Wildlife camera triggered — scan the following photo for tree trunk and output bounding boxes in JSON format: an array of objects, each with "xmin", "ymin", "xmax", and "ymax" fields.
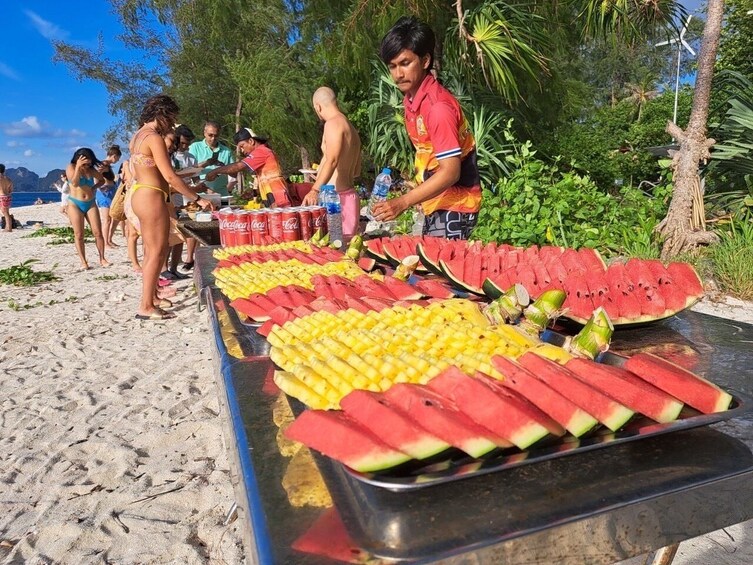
[
  {"xmin": 235, "ymin": 89, "xmax": 244, "ymax": 194},
  {"xmin": 658, "ymin": 0, "xmax": 723, "ymax": 259}
]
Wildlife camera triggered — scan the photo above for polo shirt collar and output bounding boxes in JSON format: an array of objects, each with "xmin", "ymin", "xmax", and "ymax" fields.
[{"xmin": 406, "ymin": 74, "xmax": 435, "ymax": 111}]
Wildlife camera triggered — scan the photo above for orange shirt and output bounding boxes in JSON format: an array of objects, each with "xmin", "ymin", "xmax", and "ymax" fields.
[{"xmin": 404, "ymin": 74, "xmax": 481, "ymax": 215}]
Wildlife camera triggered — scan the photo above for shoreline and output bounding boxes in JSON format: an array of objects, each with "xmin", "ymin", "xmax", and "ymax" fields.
[{"xmin": 1, "ymin": 203, "xmax": 752, "ymax": 563}]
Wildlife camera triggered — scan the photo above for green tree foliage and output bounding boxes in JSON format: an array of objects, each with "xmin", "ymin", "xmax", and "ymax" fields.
[
  {"xmin": 472, "ymin": 142, "xmax": 670, "ymax": 254},
  {"xmin": 540, "ymin": 88, "xmax": 692, "ymax": 190},
  {"xmin": 717, "ymin": 0, "xmax": 753, "ymax": 82}
]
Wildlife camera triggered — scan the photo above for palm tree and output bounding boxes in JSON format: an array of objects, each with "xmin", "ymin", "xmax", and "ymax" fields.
[{"xmin": 624, "ymin": 76, "xmax": 660, "ymax": 122}]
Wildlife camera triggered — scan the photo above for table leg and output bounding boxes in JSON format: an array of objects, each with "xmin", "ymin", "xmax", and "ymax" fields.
[{"xmin": 644, "ymin": 543, "xmax": 680, "ymax": 565}]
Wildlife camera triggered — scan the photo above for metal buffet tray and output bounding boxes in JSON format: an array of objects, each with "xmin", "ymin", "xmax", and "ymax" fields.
[{"xmin": 345, "ymin": 388, "xmax": 750, "ymax": 492}]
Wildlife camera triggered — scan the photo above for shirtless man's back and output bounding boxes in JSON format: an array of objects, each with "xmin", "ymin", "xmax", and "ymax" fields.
[{"xmin": 302, "ymin": 87, "xmax": 362, "ymax": 241}]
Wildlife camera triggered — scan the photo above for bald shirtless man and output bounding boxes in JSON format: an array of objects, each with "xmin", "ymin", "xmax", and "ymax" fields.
[
  {"xmin": 302, "ymin": 87, "xmax": 362, "ymax": 241},
  {"xmin": 0, "ymin": 164, "xmax": 13, "ymax": 232}
]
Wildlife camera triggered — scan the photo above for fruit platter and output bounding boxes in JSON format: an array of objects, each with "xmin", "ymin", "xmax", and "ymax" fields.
[{"xmin": 205, "ymin": 234, "xmax": 749, "ymax": 498}]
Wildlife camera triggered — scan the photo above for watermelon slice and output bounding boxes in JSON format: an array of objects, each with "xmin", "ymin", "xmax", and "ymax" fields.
[
  {"xmin": 353, "ymin": 275, "xmax": 397, "ymax": 301},
  {"xmin": 624, "ymin": 352, "xmax": 732, "ymax": 413},
  {"xmin": 414, "ymin": 279, "xmax": 455, "ymax": 299},
  {"xmin": 491, "ymin": 355, "xmax": 599, "ymax": 437},
  {"xmin": 268, "ymin": 305, "xmax": 296, "ymax": 327},
  {"xmin": 292, "ymin": 508, "xmax": 366, "ymax": 562},
  {"xmin": 285, "ymin": 409, "xmax": 411, "ymax": 472},
  {"xmin": 340, "ymin": 390, "xmax": 451, "ymax": 459},
  {"xmin": 518, "ymin": 352, "xmax": 634, "ymax": 431},
  {"xmin": 666, "ymin": 262, "xmax": 705, "ymax": 296},
  {"xmin": 382, "ymin": 276, "xmax": 423, "ymax": 300},
  {"xmin": 230, "ymin": 297, "xmax": 271, "ymax": 322},
  {"xmin": 426, "ymin": 366, "xmax": 563, "ymax": 449},
  {"xmin": 358, "ymin": 256, "xmax": 377, "ymax": 272},
  {"xmin": 364, "ymin": 238, "xmax": 388, "ymax": 263},
  {"xmin": 384, "ymin": 383, "xmax": 511, "ymax": 457},
  {"xmin": 416, "ymin": 241, "xmax": 443, "ymax": 275},
  {"xmin": 565, "ymin": 358, "xmax": 684, "ymax": 423}
]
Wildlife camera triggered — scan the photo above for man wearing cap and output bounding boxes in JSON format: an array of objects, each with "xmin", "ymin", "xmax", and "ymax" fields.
[
  {"xmin": 301, "ymin": 86, "xmax": 362, "ymax": 241},
  {"xmin": 205, "ymin": 128, "xmax": 292, "ymax": 207},
  {"xmin": 189, "ymin": 121, "xmax": 234, "ymax": 196}
]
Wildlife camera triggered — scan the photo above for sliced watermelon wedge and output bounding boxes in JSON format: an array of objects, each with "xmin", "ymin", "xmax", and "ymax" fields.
[
  {"xmin": 518, "ymin": 352, "xmax": 634, "ymax": 431},
  {"xmin": 566, "ymin": 358, "xmax": 684, "ymax": 423},
  {"xmin": 285, "ymin": 409, "xmax": 412, "ymax": 472},
  {"xmin": 624, "ymin": 352, "xmax": 732, "ymax": 413}
]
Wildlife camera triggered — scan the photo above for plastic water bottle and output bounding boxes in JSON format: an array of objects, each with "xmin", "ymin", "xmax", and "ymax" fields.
[
  {"xmin": 366, "ymin": 168, "xmax": 392, "ymax": 220},
  {"xmin": 319, "ymin": 185, "xmax": 343, "ymax": 243}
]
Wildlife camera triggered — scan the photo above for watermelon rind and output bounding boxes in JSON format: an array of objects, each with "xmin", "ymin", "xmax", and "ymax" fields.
[
  {"xmin": 416, "ymin": 242, "xmax": 444, "ymax": 276},
  {"xmin": 482, "ymin": 277, "xmax": 505, "ymax": 300},
  {"xmin": 560, "ymin": 294, "xmax": 702, "ymax": 328},
  {"xmin": 439, "ymin": 259, "xmax": 484, "ymax": 295}
]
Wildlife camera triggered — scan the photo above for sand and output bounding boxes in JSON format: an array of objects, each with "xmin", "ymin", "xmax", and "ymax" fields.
[
  {"xmin": 0, "ymin": 204, "xmax": 244, "ymax": 563},
  {"xmin": 1, "ymin": 203, "xmax": 752, "ymax": 564}
]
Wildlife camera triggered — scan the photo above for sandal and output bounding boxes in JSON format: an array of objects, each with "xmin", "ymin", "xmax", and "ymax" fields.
[
  {"xmin": 135, "ymin": 308, "xmax": 175, "ymax": 321},
  {"xmin": 153, "ymin": 298, "xmax": 173, "ymax": 308},
  {"xmin": 158, "ymin": 277, "xmax": 173, "ymax": 287}
]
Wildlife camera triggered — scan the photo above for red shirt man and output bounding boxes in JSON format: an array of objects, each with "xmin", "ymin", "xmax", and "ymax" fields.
[{"xmin": 373, "ymin": 16, "xmax": 481, "ymax": 239}]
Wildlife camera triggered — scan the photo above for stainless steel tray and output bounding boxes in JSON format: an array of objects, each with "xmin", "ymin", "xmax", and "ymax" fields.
[{"xmin": 345, "ymin": 389, "xmax": 750, "ymax": 491}]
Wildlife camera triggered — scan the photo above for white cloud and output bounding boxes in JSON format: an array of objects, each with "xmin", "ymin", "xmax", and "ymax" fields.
[
  {"xmin": 6, "ymin": 140, "xmax": 24, "ymax": 148},
  {"xmin": 0, "ymin": 61, "xmax": 20, "ymax": 81},
  {"xmin": 23, "ymin": 149, "xmax": 34, "ymax": 157},
  {"xmin": 2, "ymin": 116, "xmax": 87, "ymax": 139},
  {"xmin": 25, "ymin": 10, "xmax": 70, "ymax": 42}
]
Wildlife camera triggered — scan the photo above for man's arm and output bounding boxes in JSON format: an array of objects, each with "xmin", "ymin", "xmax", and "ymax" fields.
[
  {"xmin": 371, "ymin": 157, "xmax": 461, "ymax": 221},
  {"xmin": 205, "ymin": 161, "xmax": 248, "ymax": 181},
  {"xmin": 301, "ymin": 123, "xmax": 344, "ymax": 205}
]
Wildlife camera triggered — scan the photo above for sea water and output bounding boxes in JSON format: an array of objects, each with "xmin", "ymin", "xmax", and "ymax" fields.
[{"xmin": 10, "ymin": 192, "xmax": 61, "ymax": 208}]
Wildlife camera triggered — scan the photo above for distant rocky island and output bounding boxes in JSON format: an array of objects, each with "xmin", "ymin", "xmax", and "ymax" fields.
[{"xmin": 6, "ymin": 167, "xmax": 66, "ymax": 192}]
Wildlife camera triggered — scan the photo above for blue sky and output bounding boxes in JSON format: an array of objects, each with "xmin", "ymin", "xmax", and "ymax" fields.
[
  {"xmin": 0, "ymin": 1, "xmax": 707, "ymax": 178},
  {"xmin": 0, "ymin": 1, "xmax": 130, "ymax": 177}
]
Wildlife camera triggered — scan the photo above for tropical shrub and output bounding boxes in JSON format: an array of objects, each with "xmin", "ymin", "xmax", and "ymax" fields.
[
  {"xmin": 472, "ymin": 142, "xmax": 670, "ymax": 254},
  {"xmin": 710, "ymin": 219, "xmax": 753, "ymax": 299}
]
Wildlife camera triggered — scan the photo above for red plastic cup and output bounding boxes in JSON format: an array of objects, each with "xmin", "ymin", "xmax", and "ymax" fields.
[
  {"xmin": 268, "ymin": 209, "xmax": 283, "ymax": 242},
  {"xmin": 281, "ymin": 209, "xmax": 301, "ymax": 242},
  {"xmin": 299, "ymin": 208, "xmax": 313, "ymax": 240},
  {"xmin": 250, "ymin": 210, "xmax": 269, "ymax": 245},
  {"xmin": 235, "ymin": 210, "xmax": 251, "ymax": 245}
]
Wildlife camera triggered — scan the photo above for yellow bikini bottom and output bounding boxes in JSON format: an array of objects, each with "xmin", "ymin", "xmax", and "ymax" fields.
[{"xmin": 131, "ymin": 182, "xmax": 169, "ymax": 203}]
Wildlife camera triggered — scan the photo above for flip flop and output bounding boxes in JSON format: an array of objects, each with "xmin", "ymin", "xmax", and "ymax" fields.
[
  {"xmin": 168, "ymin": 270, "xmax": 190, "ymax": 280},
  {"xmin": 154, "ymin": 298, "xmax": 173, "ymax": 308},
  {"xmin": 157, "ymin": 277, "xmax": 173, "ymax": 287},
  {"xmin": 135, "ymin": 309, "xmax": 175, "ymax": 321}
]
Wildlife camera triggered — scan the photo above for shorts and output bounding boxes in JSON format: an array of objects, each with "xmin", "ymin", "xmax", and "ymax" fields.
[
  {"xmin": 423, "ymin": 209, "xmax": 478, "ymax": 240},
  {"xmin": 96, "ymin": 186, "xmax": 117, "ymax": 208},
  {"xmin": 338, "ymin": 188, "xmax": 360, "ymax": 242},
  {"xmin": 0, "ymin": 194, "xmax": 11, "ymax": 209}
]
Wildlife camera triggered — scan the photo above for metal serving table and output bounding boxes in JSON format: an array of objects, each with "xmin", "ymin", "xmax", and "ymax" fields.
[{"xmin": 200, "ymin": 252, "xmax": 753, "ymax": 564}]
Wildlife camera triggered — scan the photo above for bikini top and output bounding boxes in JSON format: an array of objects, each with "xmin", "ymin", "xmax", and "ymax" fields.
[
  {"xmin": 130, "ymin": 129, "xmax": 158, "ymax": 168},
  {"xmin": 77, "ymin": 175, "xmax": 95, "ymax": 187}
]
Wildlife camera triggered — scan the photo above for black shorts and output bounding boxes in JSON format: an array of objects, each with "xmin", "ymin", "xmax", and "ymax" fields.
[{"xmin": 423, "ymin": 210, "xmax": 478, "ymax": 240}]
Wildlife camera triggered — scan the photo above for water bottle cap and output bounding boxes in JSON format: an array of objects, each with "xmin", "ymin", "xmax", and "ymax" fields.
[
  {"xmin": 322, "ymin": 184, "xmax": 335, "ymax": 191},
  {"xmin": 381, "ymin": 168, "xmax": 391, "ymax": 175}
]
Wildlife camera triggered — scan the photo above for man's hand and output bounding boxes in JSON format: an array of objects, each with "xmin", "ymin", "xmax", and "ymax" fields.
[
  {"xmin": 371, "ymin": 196, "xmax": 408, "ymax": 222},
  {"xmin": 204, "ymin": 170, "xmax": 218, "ymax": 182},
  {"xmin": 301, "ymin": 188, "xmax": 320, "ymax": 206}
]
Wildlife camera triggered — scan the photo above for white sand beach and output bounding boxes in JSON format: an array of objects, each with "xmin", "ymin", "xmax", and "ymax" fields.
[
  {"xmin": 1, "ymin": 202, "xmax": 752, "ymax": 564},
  {"xmin": 0, "ymin": 203, "xmax": 244, "ymax": 563}
]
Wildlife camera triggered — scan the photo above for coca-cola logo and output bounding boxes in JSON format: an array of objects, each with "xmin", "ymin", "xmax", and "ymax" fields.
[
  {"xmin": 250, "ymin": 220, "xmax": 267, "ymax": 230},
  {"xmin": 226, "ymin": 220, "xmax": 242, "ymax": 231},
  {"xmin": 281, "ymin": 217, "xmax": 299, "ymax": 230},
  {"xmin": 312, "ymin": 216, "xmax": 325, "ymax": 227}
]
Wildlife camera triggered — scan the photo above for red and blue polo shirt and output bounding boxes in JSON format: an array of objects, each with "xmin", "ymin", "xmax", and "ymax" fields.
[{"xmin": 403, "ymin": 74, "xmax": 481, "ymax": 216}]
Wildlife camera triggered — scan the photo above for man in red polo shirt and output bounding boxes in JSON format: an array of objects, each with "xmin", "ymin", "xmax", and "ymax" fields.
[
  {"xmin": 205, "ymin": 128, "xmax": 292, "ymax": 207},
  {"xmin": 371, "ymin": 16, "xmax": 481, "ymax": 240}
]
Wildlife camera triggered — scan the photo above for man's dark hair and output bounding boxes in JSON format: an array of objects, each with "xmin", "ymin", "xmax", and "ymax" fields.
[
  {"xmin": 0, "ymin": 164, "xmax": 5, "ymax": 174},
  {"xmin": 234, "ymin": 128, "xmax": 268, "ymax": 145},
  {"xmin": 380, "ymin": 16, "xmax": 435, "ymax": 70},
  {"xmin": 175, "ymin": 124, "xmax": 195, "ymax": 141}
]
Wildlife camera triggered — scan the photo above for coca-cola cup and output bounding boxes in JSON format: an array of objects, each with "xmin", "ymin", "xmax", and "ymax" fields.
[
  {"xmin": 281, "ymin": 209, "xmax": 301, "ymax": 242},
  {"xmin": 250, "ymin": 210, "xmax": 269, "ymax": 245},
  {"xmin": 268, "ymin": 209, "xmax": 283, "ymax": 242},
  {"xmin": 311, "ymin": 205, "xmax": 327, "ymax": 236},
  {"xmin": 299, "ymin": 208, "xmax": 313, "ymax": 240},
  {"xmin": 218, "ymin": 208, "xmax": 234, "ymax": 247},
  {"xmin": 235, "ymin": 210, "xmax": 251, "ymax": 246}
]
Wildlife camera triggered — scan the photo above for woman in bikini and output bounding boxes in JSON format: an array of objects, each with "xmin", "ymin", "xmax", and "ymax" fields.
[
  {"xmin": 128, "ymin": 94, "xmax": 212, "ymax": 320},
  {"xmin": 65, "ymin": 148, "xmax": 111, "ymax": 270}
]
